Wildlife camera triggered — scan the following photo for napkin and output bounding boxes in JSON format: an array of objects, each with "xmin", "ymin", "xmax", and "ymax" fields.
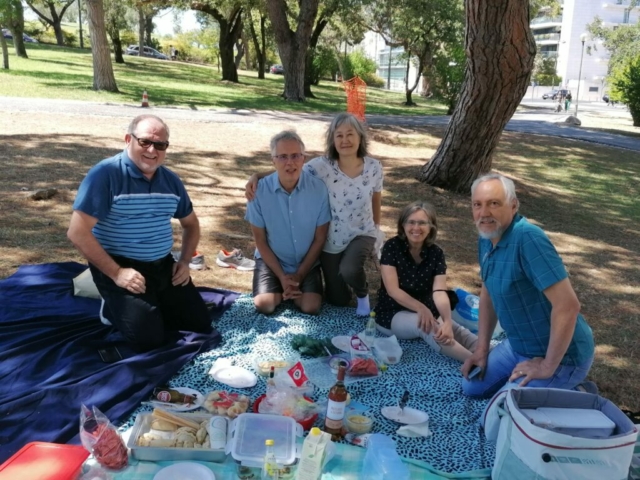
[{"xmin": 396, "ymin": 421, "xmax": 433, "ymax": 438}]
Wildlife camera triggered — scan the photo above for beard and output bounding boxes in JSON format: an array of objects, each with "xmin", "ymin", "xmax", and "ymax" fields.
[{"xmin": 475, "ymin": 218, "xmax": 504, "ymax": 240}]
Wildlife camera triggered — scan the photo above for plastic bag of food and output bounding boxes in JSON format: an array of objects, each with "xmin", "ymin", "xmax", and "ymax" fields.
[
  {"xmin": 348, "ymin": 335, "xmax": 379, "ymax": 377},
  {"xmin": 80, "ymin": 404, "xmax": 128, "ymax": 470}
]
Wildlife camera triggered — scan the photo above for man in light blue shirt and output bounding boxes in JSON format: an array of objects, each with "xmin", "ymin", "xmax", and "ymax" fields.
[
  {"xmin": 245, "ymin": 131, "xmax": 331, "ymax": 315},
  {"xmin": 461, "ymin": 173, "xmax": 595, "ymax": 398}
]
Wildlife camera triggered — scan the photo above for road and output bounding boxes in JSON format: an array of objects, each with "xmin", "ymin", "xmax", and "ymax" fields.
[{"xmin": 1, "ymin": 96, "xmax": 639, "ymax": 152}]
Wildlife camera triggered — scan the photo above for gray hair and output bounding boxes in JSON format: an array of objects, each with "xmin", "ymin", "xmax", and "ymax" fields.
[
  {"xmin": 471, "ymin": 173, "xmax": 520, "ymax": 210},
  {"xmin": 325, "ymin": 112, "xmax": 369, "ymax": 161},
  {"xmin": 270, "ymin": 130, "xmax": 306, "ymax": 157},
  {"xmin": 127, "ymin": 115, "xmax": 170, "ymax": 139}
]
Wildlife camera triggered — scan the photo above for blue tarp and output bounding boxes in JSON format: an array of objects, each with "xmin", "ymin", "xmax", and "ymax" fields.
[{"xmin": 0, "ymin": 262, "xmax": 238, "ymax": 463}]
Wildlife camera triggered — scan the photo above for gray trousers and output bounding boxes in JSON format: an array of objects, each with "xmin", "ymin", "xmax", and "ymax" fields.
[{"xmin": 320, "ymin": 235, "xmax": 375, "ymax": 306}]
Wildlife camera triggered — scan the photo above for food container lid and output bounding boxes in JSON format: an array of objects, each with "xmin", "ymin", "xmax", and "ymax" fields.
[
  {"xmin": 230, "ymin": 413, "xmax": 298, "ymax": 466},
  {"xmin": 0, "ymin": 442, "xmax": 89, "ymax": 480}
]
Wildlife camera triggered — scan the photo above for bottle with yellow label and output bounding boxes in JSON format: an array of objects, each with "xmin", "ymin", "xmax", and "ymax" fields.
[{"xmin": 261, "ymin": 439, "xmax": 279, "ymax": 480}]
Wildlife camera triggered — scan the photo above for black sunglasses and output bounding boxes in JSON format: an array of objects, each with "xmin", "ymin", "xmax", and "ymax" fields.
[{"xmin": 131, "ymin": 133, "xmax": 170, "ymax": 151}]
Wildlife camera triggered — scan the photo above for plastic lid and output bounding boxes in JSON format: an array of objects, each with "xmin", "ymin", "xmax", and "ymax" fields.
[
  {"xmin": 265, "ymin": 439, "xmax": 274, "ymax": 446},
  {"xmin": 231, "ymin": 413, "xmax": 297, "ymax": 466},
  {"xmin": 0, "ymin": 442, "xmax": 89, "ymax": 480},
  {"xmin": 309, "ymin": 427, "xmax": 321, "ymax": 436}
]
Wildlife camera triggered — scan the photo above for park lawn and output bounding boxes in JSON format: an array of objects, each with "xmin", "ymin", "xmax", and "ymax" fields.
[
  {"xmin": 1, "ymin": 108, "xmax": 639, "ymax": 411},
  {"xmin": 0, "ymin": 42, "xmax": 447, "ymax": 116}
]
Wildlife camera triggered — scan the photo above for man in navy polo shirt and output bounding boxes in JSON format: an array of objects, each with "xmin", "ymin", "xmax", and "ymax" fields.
[
  {"xmin": 67, "ymin": 114, "xmax": 210, "ymax": 351},
  {"xmin": 246, "ymin": 130, "xmax": 331, "ymax": 315},
  {"xmin": 461, "ymin": 173, "xmax": 595, "ymax": 398}
]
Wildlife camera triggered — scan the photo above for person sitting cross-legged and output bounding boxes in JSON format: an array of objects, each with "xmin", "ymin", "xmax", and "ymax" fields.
[{"xmin": 245, "ymin": 130, "xmax": 331, "ymax": 315}]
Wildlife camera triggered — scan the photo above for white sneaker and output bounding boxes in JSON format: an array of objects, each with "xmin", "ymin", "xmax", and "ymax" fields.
[
  {"xmin": 216, "ymin": 249, "xmax": 255, "ymax": 271},
  {"xmin": 171, "ymin": 250, "xmax": 206, "ymax": 270}
]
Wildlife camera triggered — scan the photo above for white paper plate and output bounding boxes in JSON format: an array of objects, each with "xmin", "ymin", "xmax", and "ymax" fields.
[
  {"xmin": 148, "ymin": 387, "xmax": 204, "ymax": 412},
  {"xmin": 381, "ymin": 406, "xmax": 429, "ymax": 425},
  {"xmin": 153, "ymin": 462, "xmax": 216, "ymax": 480},
  {"xmin": 331, "ymin": 335, "xmax": 352, "ymax": 353},
  {"xmin": 210, "ymin": 366, "xmax": 257, "ymax": 389}
]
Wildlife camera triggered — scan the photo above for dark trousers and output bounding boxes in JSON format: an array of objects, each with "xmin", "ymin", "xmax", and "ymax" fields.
[
  {"xmin": 320, "ymin": 235, "xmax": 375, "ymax": 306},
  {"xmin": 90, "ymin": 254, "xmax": 210, "ymax": 352}
]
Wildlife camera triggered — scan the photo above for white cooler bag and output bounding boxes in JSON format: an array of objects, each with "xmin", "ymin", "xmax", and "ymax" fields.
[{"xmin": 483, "ymin": 388, "xmax": 638, "ymax": 480}]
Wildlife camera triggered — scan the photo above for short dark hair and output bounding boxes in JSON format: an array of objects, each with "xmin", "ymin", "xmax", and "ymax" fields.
[
  {"xmin": 127, "ymin": 115, "xmax": 170, "ymax": 139},
  {"xmin": 396, "ymin": 201, "xmax": 439, "ymax": 246},
  {"xmin": 325, "ymin": 112, "xmax": 368, "ymax": 161}
]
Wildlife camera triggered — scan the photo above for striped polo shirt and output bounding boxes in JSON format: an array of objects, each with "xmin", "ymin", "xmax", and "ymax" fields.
[
  {"xmin": 479, "ymin": 214, "xmax": 594, "ymax": 366},
  {"xmin": 73, "ymin": 150, "xmax": 193, "ymax": 262}
]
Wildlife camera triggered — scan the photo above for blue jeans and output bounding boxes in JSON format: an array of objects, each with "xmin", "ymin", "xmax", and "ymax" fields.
[{"xmin": 462, "ymin": 339, "xmax": 593, "ymax": 398}]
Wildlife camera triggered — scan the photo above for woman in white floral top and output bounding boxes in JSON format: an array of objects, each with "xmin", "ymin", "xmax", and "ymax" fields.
[{"xmin": 245, "ymin": 113, "xmax": 383, "ymax": 316}]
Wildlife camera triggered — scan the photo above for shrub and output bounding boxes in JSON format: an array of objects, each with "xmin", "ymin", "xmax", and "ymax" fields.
[
  {"xmin": 360, "ymin": 71, "xmax": 386, "ymax": 88},
  {"xmin": 611, "ymin": 53, "xmax": 640, "ymax": 126},
  {"xmin": 342, "ymin": 50, "xmax": 377, "ymax": 81}
]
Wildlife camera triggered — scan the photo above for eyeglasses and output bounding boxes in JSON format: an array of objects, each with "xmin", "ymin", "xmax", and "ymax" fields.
[
  {"xmin": 131, "ymin": 133, "xmax": 170, "ymax": 151},
  {"xmin": 273, "ymin": 153, "xmax": 305, "ymax": 162},
  {"xmin": 405, "ymin": 220, "xmax": 430, "ymax": 227}
]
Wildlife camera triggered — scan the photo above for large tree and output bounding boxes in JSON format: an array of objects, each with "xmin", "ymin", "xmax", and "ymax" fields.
[
  {"xmin": 191, "ymin": 2, "xmax": 243, "ymax": 82},
  {"xmin": 419, "ymin": 0, "xmax": 536, "ymax": 192},
  {"xmin": 266, "ymin": 0, "xmax": 320, "ymax": 101},
  {"xmin": 0, "ymin": 0, "xmax": 9, "ymax": 68},
  {"xmin": 25, "ymin": 0, "xmax": 75, "ymax": 45},
  {"xmin": 103, "ymin": 0, "xmax": 129, "ymax": 63},
  {"xmin": 3, "ymin": 0, "xmax": 28, "ymax": 58},
  {"xmin": 85, "ymin": 0, "xmax": 119, "ymax": 91}
]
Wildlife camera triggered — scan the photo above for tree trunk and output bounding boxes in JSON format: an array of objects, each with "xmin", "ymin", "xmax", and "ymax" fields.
[
  {"xmin": 144, "ymin": 13, "xmax": 154, "ymax": 47},
  {"xmin": 7, "ymin": 0, "xmax": 28, "ymax": 58},
  {"xmin": 404, "ymin": 55, "xmax": 414, "ymax": 105},
  {"xmin": 0, "ymin": 32, "xmax": 9, "ymax": 69},
  {"xmin": 137, "ymin": 8, "xmax": 145, "ymax": 57},
  {"xmin": 112, "ymin": 33, "xmax": 124, "ymax": 64},
  {"xmin": 419, "ymin": 0, "xmax": 535, "ymax": 193},
  {"xmin": 266, "ymin": 0, "xmax": 320, "ymax": 101},
  {"xmin": 247, "ymin": 11, "xmax": 266, "ymax": 79},
  {"xmin": 242, "ymin": 32, "xmax": 250, "ymax": 70},
  {"xmin": 303, "ymin": 16, "xmax": 329, "ymax": 98},
  {"xmin": 234, "ymin": 38, "xmax": 244, "ymax": 68},
  {"xmin": 191, "ymin": 3, "xmax": 243, "ymax": 82},
  {"xmin": 85, "ymin": 0, "xmax": 118, "ymax": 92}
]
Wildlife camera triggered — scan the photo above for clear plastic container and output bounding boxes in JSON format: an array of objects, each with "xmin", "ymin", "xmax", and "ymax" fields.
[
  {"xmin": 361, "ymin": 434, "xmax": 410, "ymax": 480},
  {"xmin": 230, "ymin": 413, "xmax": 299, "ymax": 468}
]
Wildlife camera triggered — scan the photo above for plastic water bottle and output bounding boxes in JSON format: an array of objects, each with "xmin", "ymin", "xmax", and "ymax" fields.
[
  {"xmin": 261, "ymin": 439, "xmax": 279, "ymax": 480},
  {"xmin": 361, "ymin": 434, "xmax": 410, "ymax": 480},
  {"xmin": 364, "ymin": 312, "xmax": 377, "ymax": 347}
]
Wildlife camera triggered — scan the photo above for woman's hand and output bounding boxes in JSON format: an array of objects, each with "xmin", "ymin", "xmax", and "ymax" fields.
[
  {"xmin": 417, "ymin": 305, "xmax": 436, "ymax": 334},
  {"xmin": 434, "ymin": 319, "xmax": 454, "ymax": 345},
  {"xmin": 244, "ymin": 174, "xmax": 259, "ymax": 201}
]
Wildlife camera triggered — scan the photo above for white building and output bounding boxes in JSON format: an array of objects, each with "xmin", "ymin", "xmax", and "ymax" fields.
[
  {"xmin": 532, "ymin": 0, "xmax": 639, "ymax": 100},
  {"xmin": 360, "ymin": 32, "xmax": 423, "ymax": 92}
]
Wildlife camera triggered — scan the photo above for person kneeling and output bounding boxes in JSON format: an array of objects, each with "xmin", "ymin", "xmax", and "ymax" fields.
[
  {"xmin": 245, "ymin": 130, "xmax": 331, "ymax": 315},
  {"xmin": 374, "ymin": 202, "xmax": 477, "ymax": 362}
]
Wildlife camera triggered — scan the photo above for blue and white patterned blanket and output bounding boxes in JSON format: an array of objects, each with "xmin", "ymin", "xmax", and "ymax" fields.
[{"xmin": 121, "ymin": 296, "xmax": 494, "ymax": 473}]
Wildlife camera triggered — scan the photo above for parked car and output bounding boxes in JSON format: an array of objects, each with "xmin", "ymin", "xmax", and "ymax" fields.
[
  {"xmin": 2, "ymin": 29, "xmax": 38, "ymax": 43},
  {"xmin": 125, "ymin": 45, "xmax": 169, "ymax": 60},
  {"xmin": 270, "ymin": 64, "xmax": 284, "ymax": 74},
  {"xmin": 542, "ymin": 89, "xmax": 570, "ymax": 100}
]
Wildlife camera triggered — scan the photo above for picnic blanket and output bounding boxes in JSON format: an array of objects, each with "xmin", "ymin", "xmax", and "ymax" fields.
[
  {"xmin": 0, "ymin": 262, "xmax": 238, "ymax": 464},
  {"xmin": 106, "ymin": 437, "xmax": 491, "ymax": 479},
  {"xmin": 121, "ymin": 295, "xmax": 495, "ymax": 473}
]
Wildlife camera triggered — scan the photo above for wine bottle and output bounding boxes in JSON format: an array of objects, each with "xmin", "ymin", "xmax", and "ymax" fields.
[{"xmin": 324, "ymin": 364, "xmax": 348, "ymax": 441}]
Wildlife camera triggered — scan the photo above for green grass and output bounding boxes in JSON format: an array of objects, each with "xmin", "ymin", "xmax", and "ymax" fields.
[{"xmin": 0, "ymin": 42, "xmax": 447, "ymax": 115}]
